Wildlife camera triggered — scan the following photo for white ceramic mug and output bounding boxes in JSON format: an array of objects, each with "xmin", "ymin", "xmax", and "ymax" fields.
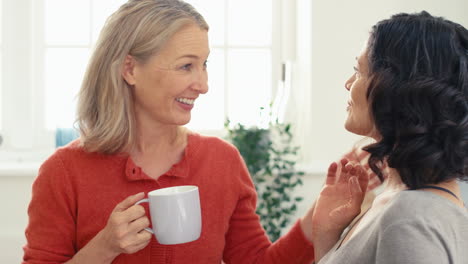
[{"xmin": 135, "ymin": 185, "xmax": 201, "ymax": 245}]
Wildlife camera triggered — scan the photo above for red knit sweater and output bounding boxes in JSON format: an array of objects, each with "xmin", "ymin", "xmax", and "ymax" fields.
[{"xmin": 23, "ymin": 133, "xmax": 314, "ymax": 263}]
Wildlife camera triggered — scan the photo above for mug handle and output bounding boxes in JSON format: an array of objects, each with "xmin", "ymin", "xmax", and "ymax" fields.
[{"xmin": 135, "ymin": 198, "xmax": 154, "ymax": 234}]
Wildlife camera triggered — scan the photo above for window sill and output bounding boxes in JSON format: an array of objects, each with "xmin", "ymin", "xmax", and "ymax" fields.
[
  {"xmin": 0, "ymin": 162, "xmax": 41, "ymax": 177},
  {"xmin": 0, "ymin": 149, "xmax": 53, "ymax": 177}
]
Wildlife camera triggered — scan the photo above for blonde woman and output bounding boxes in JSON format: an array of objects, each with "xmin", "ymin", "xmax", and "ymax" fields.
[{"xmin": 22, "ymin": 1, "xmax": 369, "ymax": 263}]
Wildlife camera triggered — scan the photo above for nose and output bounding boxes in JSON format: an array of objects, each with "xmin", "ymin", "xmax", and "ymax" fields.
[
  {"xmin": 345, "ymin": 75, "xmax": 354, "ymax": 91},
  {"xmin": 191, "ymin": 70, "xmax": 209, "ymax": 94}
]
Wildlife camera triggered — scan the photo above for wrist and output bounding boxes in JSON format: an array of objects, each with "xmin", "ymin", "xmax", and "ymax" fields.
[
  {"xmin": 71, "ymin": 230, "xmax": 119, "ymax": 264},
  {"xmin": 300, "ymin": 215, "xmax": 314, "ymax": 244},
  {"xmin": 92, "ymin": 230, "xmax": 120, "ymax": 262}
]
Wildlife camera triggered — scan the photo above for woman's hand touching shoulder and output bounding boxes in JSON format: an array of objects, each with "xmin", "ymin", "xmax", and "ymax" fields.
[{"xmin": 301, "ymin": 159, "xmax": 369, "ymax": 261}]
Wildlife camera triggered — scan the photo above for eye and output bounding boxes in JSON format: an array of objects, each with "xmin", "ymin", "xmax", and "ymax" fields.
[
  {"xmin": 353, "ymin": 66, "xmax": 360, "ymax": 77},
  {"xmin": 203, "ymin": 60, "xmax": 208, "ymax": 70},
  {"xmin": 181, "ymin": 63, "xmax": 192, "ymax": 71}
]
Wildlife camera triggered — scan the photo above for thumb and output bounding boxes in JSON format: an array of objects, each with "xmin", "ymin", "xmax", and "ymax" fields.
[{"xmin": 114, "ymin": 192, "xmax": 146, "ymax": 212}]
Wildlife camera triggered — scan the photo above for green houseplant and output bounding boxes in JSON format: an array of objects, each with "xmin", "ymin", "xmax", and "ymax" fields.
[{"xmin": 224, "ymin": 118, "xmax": 304, "ymax": 242}]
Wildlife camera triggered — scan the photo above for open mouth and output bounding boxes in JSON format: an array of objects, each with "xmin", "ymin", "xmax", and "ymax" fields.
[{"xmin": 176, "ymin": 98, "xmax": 195, "ymax": 105}]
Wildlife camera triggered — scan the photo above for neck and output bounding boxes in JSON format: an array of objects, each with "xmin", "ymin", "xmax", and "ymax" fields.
[
  {"xmin": 380, "ymin": 168, "xmax": 463, "ymax": 207},
  {"xmin": 131, "ymin": 117, "xmax": 187, "ymax": 156},
  {"xmin": 370, "ymin": 168, "xmax": 406, "ymax": 207},
  {"xmin": 382, "ymin": 167, "xmax": 407, "ymax": 192}
]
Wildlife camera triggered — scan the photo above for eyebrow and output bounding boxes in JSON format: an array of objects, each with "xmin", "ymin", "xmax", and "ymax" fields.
[
  {"xmin": 176, "ymin": 51, "xmax": 211, "ymax": 61},
  {"xmin": 176, "ymin": 54, "xmax": 200, "ymax": 60}
]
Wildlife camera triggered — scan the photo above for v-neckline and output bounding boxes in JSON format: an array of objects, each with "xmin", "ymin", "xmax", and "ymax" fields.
[{"xmin": 335, "ymin": 207, "xmax": 371, "ymax": 251}]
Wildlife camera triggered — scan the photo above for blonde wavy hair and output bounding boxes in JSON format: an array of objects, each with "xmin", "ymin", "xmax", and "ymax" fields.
[{"xmin": 76, "ymin": 0, "xmax": 209, "ymax": 154}]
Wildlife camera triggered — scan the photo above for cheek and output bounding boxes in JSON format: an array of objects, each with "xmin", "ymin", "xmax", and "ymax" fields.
[
  {"xmin": 350, "ymin": 79, "xmax": 372, "ymax": 112},
  {"xmin": 162, "ymin": 74, "xmax": 192, "ymax": 93},
  {"xmin": 356, "ymin": 107, "xmax": 373, "ymax": 134}
]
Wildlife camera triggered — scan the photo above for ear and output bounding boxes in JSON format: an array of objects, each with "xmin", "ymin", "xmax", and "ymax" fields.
[{"xmin": 122, "ymin": 55, "xmax": 137, "ymax": 85}]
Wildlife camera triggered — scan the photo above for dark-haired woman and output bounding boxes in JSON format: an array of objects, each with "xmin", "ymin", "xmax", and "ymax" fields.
[{"xmin": 314, "ymin": 11, "xmax": 468, "ymax": 264}]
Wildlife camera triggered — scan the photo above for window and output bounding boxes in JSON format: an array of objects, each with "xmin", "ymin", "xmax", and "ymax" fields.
[
  {"xmin": 0, "ymin": 0, "xmax": 295, "ymax": 161},
  {"xmin": 44, "ymin": 0, "xmax": 127, "ymax": 129},
  {"xmin": 185, "ymin": 0, "xmax": 276, "ymax": 130}
]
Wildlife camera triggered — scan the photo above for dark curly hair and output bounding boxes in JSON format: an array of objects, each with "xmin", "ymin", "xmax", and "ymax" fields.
[{"xmin": 362, "ymin": 11, "xmax": 468, "ymax": 189}]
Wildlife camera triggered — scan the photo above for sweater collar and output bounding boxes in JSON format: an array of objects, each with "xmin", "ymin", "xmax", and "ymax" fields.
[{"xmin": 124, "ymin": 133, "xmax": 196, "ymax": 181}]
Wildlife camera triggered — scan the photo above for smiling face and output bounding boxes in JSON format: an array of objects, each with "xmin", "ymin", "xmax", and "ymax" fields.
[
  {"xmin": 344, "ymin": 49, "xmax": 375, "ymax": 137},
  {"xmin": 123, "ymin": 24, "xmax": 210, "ymax": 127}
]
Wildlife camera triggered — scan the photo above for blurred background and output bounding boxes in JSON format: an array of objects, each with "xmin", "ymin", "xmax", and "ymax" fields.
[{"xmin": 1, "ymin": 0, "xmax": 467, "ymax": 262}]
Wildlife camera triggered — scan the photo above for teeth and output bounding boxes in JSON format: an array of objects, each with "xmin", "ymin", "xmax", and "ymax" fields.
[{"xmin": 176, "ymin": 98, "xmax": 195, "ymax": 105}]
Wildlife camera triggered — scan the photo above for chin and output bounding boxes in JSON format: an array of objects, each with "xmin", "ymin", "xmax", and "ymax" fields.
[
  {"xmin": 344, "ymin": 123, "xmax": 358, "ymax": 135},
  {"xmin": 176, "ymin": 116, "xmax": 192, "ymax": 126},
  {"xmin": 345, "ymin": 120, "xmax": 370, "ymax": 136}
]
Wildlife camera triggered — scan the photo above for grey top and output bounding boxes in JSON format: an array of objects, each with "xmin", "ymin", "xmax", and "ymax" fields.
[{"xmin": 319, "ymin": 190, "xmax": 468, "ymax": 264}]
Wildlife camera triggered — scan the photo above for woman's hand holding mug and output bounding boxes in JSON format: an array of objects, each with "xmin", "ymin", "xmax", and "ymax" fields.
[
  {"xmin": 85, "ymin": 185, "xmax": 201, "ymax": 263},
  {"xmin": 99, "ymin": 192, "xmax": 153, "ymax": 258}
]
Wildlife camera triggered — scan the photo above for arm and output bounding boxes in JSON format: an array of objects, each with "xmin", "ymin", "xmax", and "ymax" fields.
[
  {"xmin": 23, "ymin": 153, "xmax": 151, "ymax": 264},
  {"xmin": 222, "ymin": 152, "xmax": 314, "ymax": 264}
]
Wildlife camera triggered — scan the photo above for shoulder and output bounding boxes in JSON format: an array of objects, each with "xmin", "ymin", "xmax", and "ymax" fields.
[
  {"xmin": 380, "ymin": 190, "xmax": 468, "ymax": 224},
  {"xmin": 39, "ymin": 138, "xmax": 123, "ymax": 177},
  {"xmin": 188, "ymin": 132, "xmax": 241, "ymax": 158},
  {"xmin": 187, "ymin": 132, "xmax": 251, "ymax": 183},
  {"xmin": 41, "ymin": 139, "xmax": 101, "ymax": 165},
  {"xmin": 375, "ymin": 191, "xmax": 468, "ymax": 260},
  {"xmin": 40, "ymin": 139, "xmax": 83, "ymax": 170}
]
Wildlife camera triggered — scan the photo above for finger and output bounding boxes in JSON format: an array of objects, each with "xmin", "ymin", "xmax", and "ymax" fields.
[
  {"xmin": 349, "ymin": 176, "xmax": 364, "ymax": 204},
  {"xmin": 355, "ymin": 166, "xmax": 369, "ymax": 193},
  {"xmin": 337, "ymin": 170, "xmax": 349, "ymax": 185},
  {"xmin": 342, "ymin": 161, "xmax": 355, "ymax": 173},
  {"xmin": 123, "ymin": 233, "xmax": 152, "ymax": 254},
  {"xmin": 114, "ymin": 192, "xmax": 146, "ymax": 213},
  {"xmin": 133, "ymin": 233, "xmax": 152, "ymax": 250},
  {"xmin": 129, "ymin": 216, "xmax": 151, "ymax": 233},
  {"xmin": 122, "ymin": 204, "xmax": 147, "ymax": 223},
  {"xmin": 326, "ymin": 162, "xmax": 338, "ymax": 185},
  {"xmin": 339, "ymin": 162, "xmax": 354, "ymax": 183},
  {"xmin": 340, "ymin": 158, "xmax": 350, "ymax": 168},
  {"xmin": 138, "ymin": 229, "xmax": 153, "ymax": 242}
]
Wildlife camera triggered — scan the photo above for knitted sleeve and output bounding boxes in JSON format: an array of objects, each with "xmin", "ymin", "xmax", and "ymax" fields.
[
  {"xmin": 22, "ymin": 150, "xmax": 78, "ymax": 263},
  {"xmin": 222, "ymin": 149, "xmax": 314, "ymax": 264}
]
